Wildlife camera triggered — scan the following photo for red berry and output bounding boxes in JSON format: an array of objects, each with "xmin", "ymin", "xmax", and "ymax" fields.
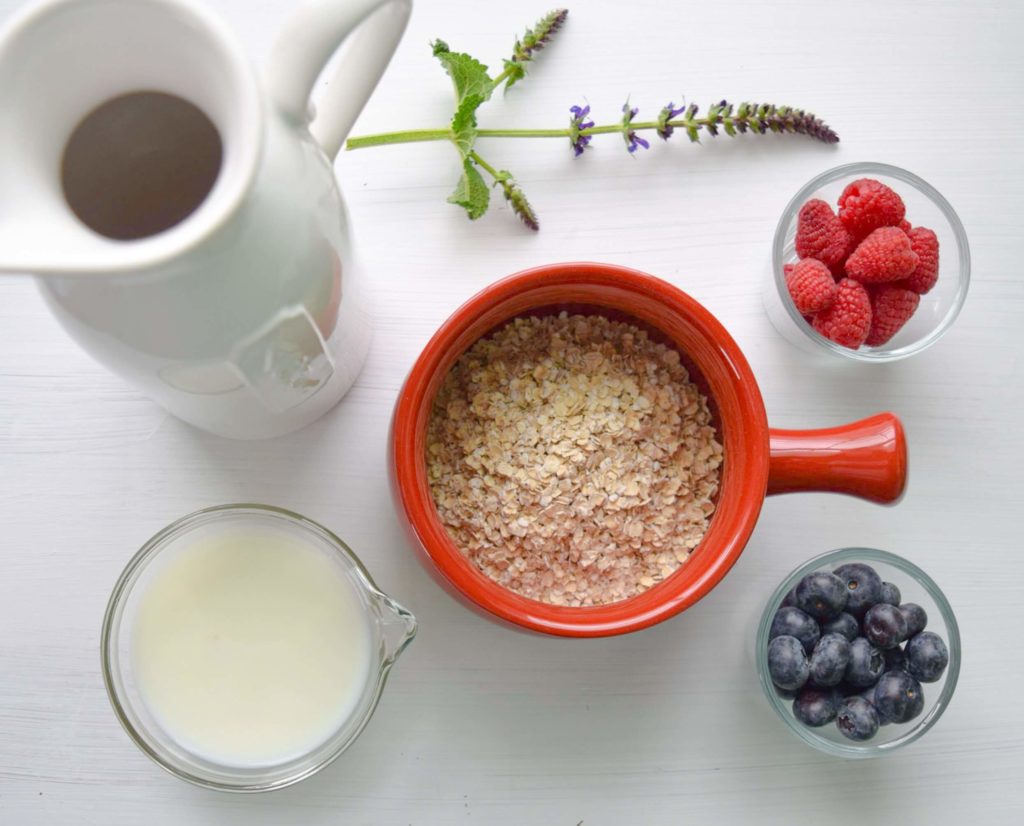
[
  {"xmin": 812, "ymin": 279, "xmax": 872, "ymax": 348},
  {"xmin": 845, "ymin": 227, "xmax": 919, "ymax": 284},
  {"xmin": 786, "ymin": 258, "xmax": 838, "ymax": 315},
  {"xmin": 898, "ymin": 219, "xmax": 912, "ymax": 233},
  {"xmin": 796, "ymin": 199, "xmax": 854, "ymax": 271},
  {"xmin": 838, "ymin": 178, "xmax": 906, "ymax": 239},
  {"xmin": 902, "ymin": 227, "xmax": 939, "ymax": 294},
  {"xmin": 867, "ymin": 285, "xmax": 921, "ymax": 346}
]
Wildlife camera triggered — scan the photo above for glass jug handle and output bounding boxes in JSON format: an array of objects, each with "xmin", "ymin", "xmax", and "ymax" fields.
[{"xmin": 266, "ymin": 0, "xmax": 412, "ymax": 159}]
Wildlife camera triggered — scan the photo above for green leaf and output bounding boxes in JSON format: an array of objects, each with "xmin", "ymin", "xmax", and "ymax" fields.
[
  {"xmin": 447, "ymin": 159, "xmax": 490, "ymax": 220},
  {"xmin": 450, "ymin": 94, "xmax": 483, "ymax": 158},
  {"xmin": 433, "ymin": 47, "xmax": 493, "ymax": 109},
  {"xmin": 432, "ymin": 44, "xmax": 493, "ymax": 162}
]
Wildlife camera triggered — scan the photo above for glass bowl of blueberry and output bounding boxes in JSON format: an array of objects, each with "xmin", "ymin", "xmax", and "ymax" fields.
[{"xmin": 756, "ymin": 547, "xmax": 960, "ymax": 757}]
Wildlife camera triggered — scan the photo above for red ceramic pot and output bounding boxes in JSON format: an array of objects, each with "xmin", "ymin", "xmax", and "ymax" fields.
[{"xmin": 390, "ymin": 263, "xmax": 907, "ymax": 637}]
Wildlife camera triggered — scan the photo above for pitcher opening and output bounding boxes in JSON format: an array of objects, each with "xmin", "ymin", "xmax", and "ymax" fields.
[{"xmin": 0, "ymin": 0, "xmax": 262, "ymax": 274}]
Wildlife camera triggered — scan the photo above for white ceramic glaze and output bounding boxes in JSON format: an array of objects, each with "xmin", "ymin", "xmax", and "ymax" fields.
[{"xmin": 0, "ymin": 0, "xmax": 411, "ymax": 438}]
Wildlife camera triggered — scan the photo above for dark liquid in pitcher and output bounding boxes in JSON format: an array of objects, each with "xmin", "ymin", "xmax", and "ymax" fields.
[{"xmin": 61, "ymin": 91, "xmax": 223, "ymax": 241}]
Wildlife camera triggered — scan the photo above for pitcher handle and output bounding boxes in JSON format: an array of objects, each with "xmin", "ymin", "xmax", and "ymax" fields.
[
  {"xmin": 267, "ymin": 0, "xmax": 412, "ymax": 159},
  {"xmin": 766, "ymin": 412, "xmax": 908, "ymax": 505}
]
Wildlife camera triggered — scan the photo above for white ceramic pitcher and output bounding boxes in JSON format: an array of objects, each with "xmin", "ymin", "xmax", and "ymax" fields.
[{"xmin": 0, "ymin": 0, "xmax": 411, "ymax": 438}]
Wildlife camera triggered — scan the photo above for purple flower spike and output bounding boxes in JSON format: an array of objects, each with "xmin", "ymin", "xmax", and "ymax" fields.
[
  {"xmin": 569, "ymin": 104, "xmax": 595, "ymax": 157},
  {"xmin": 621, "ymin": 102, "xmax": 649, "ymax": 154},
  {"xmin": 657, "ymin": 102, "xmax": 686, "ymax": 140}
]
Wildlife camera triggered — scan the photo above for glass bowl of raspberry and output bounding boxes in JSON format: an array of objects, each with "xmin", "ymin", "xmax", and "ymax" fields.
[
  {"xmin": 764, "ymin": 162, "xmax": 970, "ymax": 361},
  {"xmin": 756, "ymin": 547, "xmax": 961, "ymax": 758}
]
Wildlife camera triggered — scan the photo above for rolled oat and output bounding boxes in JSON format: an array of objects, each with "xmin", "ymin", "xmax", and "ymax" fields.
[{"xmin": 426, "ymin": 312, "xmax": 723, "ymax": 607}]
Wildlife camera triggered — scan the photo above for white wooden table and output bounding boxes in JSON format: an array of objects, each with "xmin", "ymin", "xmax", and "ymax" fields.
[{"xmin": 2, "ymin": 0, "xmax": 1023, "ymax": 822}]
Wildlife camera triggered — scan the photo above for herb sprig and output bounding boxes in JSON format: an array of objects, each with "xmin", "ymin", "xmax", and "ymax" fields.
[{"xmin": 345, "ymin": 9, "xmax": 839, "ymax": 230}]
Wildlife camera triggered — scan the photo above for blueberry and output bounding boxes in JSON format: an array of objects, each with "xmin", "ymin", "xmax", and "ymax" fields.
[
  {"xmin": 845, "ymin": 637, "xmax": 885, "ymax": 687},
  {"xmin": 873, "ymin": 670, "xmax": 925, "ymax": 723},
  {"xmin": 781, "ymin": 586, "xmax": 798, "ymax": 608},
  {"xmin": 775, "ymin": 685, "xmax": 799, "ymax": 700},
  {"xmin": 836, "ymin": 696, "xmax": 880, "ymax": 741},
  {"xmin": 863, "ymin": 603, "xmax": 908, "ymax": 650},
  {"xmin": 809, "ymin": 633, "xmax": 852, "ymax": 687},
  {"xmin": 768, "ymin": 635, "xmax": 810, "ymax": 692},
  {"xmin": 879, "ymin": 581, "xmax": 901, "ymax": 605},
  {"xmin": 833, "ymin": 562, "xmax": 883, "ymax": 617},
  {"xmin": 769, "ymin": 606, "xmax": 821, "ymax": 655},
  {"xmin": 821, "ymin": 612, "xmax": 859, "ymax": 642},
  {"xmin": 882, "ymin": 645, "xmax": 907, "ymax": 673},
  {"xmin": 905, "ymin": 631, "xmax": 949, "ymax": 683},
  {"xmin": 856, "ymin": 684, "xmax": 886, "ymax": 723},
  {"xmin": 899, "ymin": 603, "xmax": 928, "ymax": 638},
  {"xmin": 795, "ymin": 572, "xmax": 849, "ymax": 620},
  {"xmin": 793, "ymin": 687, "xmax": 839, "ymax": 727}
]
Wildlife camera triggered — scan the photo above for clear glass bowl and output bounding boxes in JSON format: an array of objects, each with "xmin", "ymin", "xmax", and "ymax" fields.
[
  {"xmin": 755, "ymin": 547, "xmax": 960, "ymax": 758},
  {"xmin": 763, "ymin": 162, "xmax": 970, "ymax": 361},
  {"xmin": 101, "ymin": 504, "xmax": 417, "ymax": 792}
]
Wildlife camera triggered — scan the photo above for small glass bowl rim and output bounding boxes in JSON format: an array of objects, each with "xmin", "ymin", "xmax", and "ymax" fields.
[
  {"xmin": 772, "ymin": 161, "xmax": 971, "ymax": 362},
  {"xmin": 100, "ymin": 503, "xmax": 415, "ymax": 792},
  {"xmin": 755, "ymin": 546, "xmax": 961, "ymax": 758}
]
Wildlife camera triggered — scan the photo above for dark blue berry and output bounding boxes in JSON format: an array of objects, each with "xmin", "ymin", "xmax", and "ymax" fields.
[
  {"xmin": 856, "ymin": 684, "xmax": 887, "ymax": 723},
  {"xmin": 905, "ymin": 631, "xmax": 949, "ymax": 683},
  {"xmin": 864, "ymin": 603, "xmax": 908, "ymax": 650},
  {"xmin": 768, "ymin": 635, "xmax": 810, "ymax": 692},
  {"xmin": 833, "ymin": 562, "xmax": 883, "ymax": 617},
  {"xmin": 809, "ymin": 633, "xmax": 852, "ymax": 687},
  {"xmin": 795, "ymin": 572, "xmax": 849, "ymax": 620},
  {"xmin": 899, "ymin": 603, "xmax": 928, "ymax": 638},
  {"xmin": 879, "ymin": 581, "xmax": 901, "ymax": 605},
  {"xmin": 793, "ymin": 687, "xmax": 839, "ymax": 727},
  {"xmin": 781, "ymin": 586, "xmax": 798, "ymax": 608},
  {"xmin": 836, "ymin": 696, "xmax": 880, "ymax": 741},
  {"xmin": 882, "ymin": 646, "xmax": 907, "ymax": 672},
  {"xmin": 873, "ymin": 670, "xmax": 924, "ymax": 723},
  {"xmin": 821, "ymin": 612, "xmax": 859, "ymax": 641},
  {"xmin": 769, "ymin": 606, "xmax": 821, "ymax": 655},
  {"xmin": 845, "ymin": 637, "xmax": 885, "ymax": 687}
]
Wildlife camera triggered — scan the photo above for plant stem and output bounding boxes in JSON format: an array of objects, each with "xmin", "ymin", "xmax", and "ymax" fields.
[
  {"xmin": 488, "ymin": 64, "xmax": 516, "ymax": 92},
  {"xmin": 467, "ymin": 151, "xmax": 504, "ymax": 182},
  {"xmin": 347, "ymin": 119, "xmax": 727, "ymax": 150},
  {"xmin": 345, "ymin": 129, "xmax": 450, "ymax": 149}
]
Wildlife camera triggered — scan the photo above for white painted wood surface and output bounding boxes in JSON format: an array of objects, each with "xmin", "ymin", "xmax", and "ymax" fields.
[{"xmin": 2, "ymin": 0, "xmax": 1022, "ymax": 822}]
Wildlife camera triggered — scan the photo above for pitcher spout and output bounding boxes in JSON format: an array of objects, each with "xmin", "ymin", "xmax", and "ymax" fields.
[{"xmin": 373, "ymin": 592, "xmax": 418, "ymax": 664}]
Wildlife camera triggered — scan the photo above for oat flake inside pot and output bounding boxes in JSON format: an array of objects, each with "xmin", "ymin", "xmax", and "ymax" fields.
[{"xmin": 426, "ymin": 312, "xmax": 723, "ymax": 607}]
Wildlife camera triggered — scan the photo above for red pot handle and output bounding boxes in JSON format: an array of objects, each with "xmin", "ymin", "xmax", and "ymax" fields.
[{"xmin": 767, "ymin": 412, "xmax": 907, "ymax": 504}]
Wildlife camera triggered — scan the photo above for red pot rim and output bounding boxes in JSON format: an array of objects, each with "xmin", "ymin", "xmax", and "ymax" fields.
[{"xmin": 391, "ymin": 262, "xmax": 770, "ymax": 636}]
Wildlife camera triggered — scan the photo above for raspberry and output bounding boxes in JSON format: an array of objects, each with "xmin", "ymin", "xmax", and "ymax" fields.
[
  {"xmin": 812, "ymin": 278, "xmax": 872, "ymax": 348},
  {"xmin": 786, "ymin": 258, "xmax": 837, "ymax": 315},
  {"xmin": 845, "ymin": 227, "xmax": 918, "ymax": 284},
  {"xmin": 795, "ymin": 199, "xmax": 853, "ymax": 271},
  {"xmin": 838, "ymin": 178, "xmax": 906, "ymax": 239},
  {"xmin": 902, "ymin": 226, "xmax": 939, "ymax": 294},
  {"xmin": 898, "ymin": 219, "xmax": 911, "ymax": 233},
  {"xmin": 866, "ymin": 285, "xmax": 920, "ymax": 346}
]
